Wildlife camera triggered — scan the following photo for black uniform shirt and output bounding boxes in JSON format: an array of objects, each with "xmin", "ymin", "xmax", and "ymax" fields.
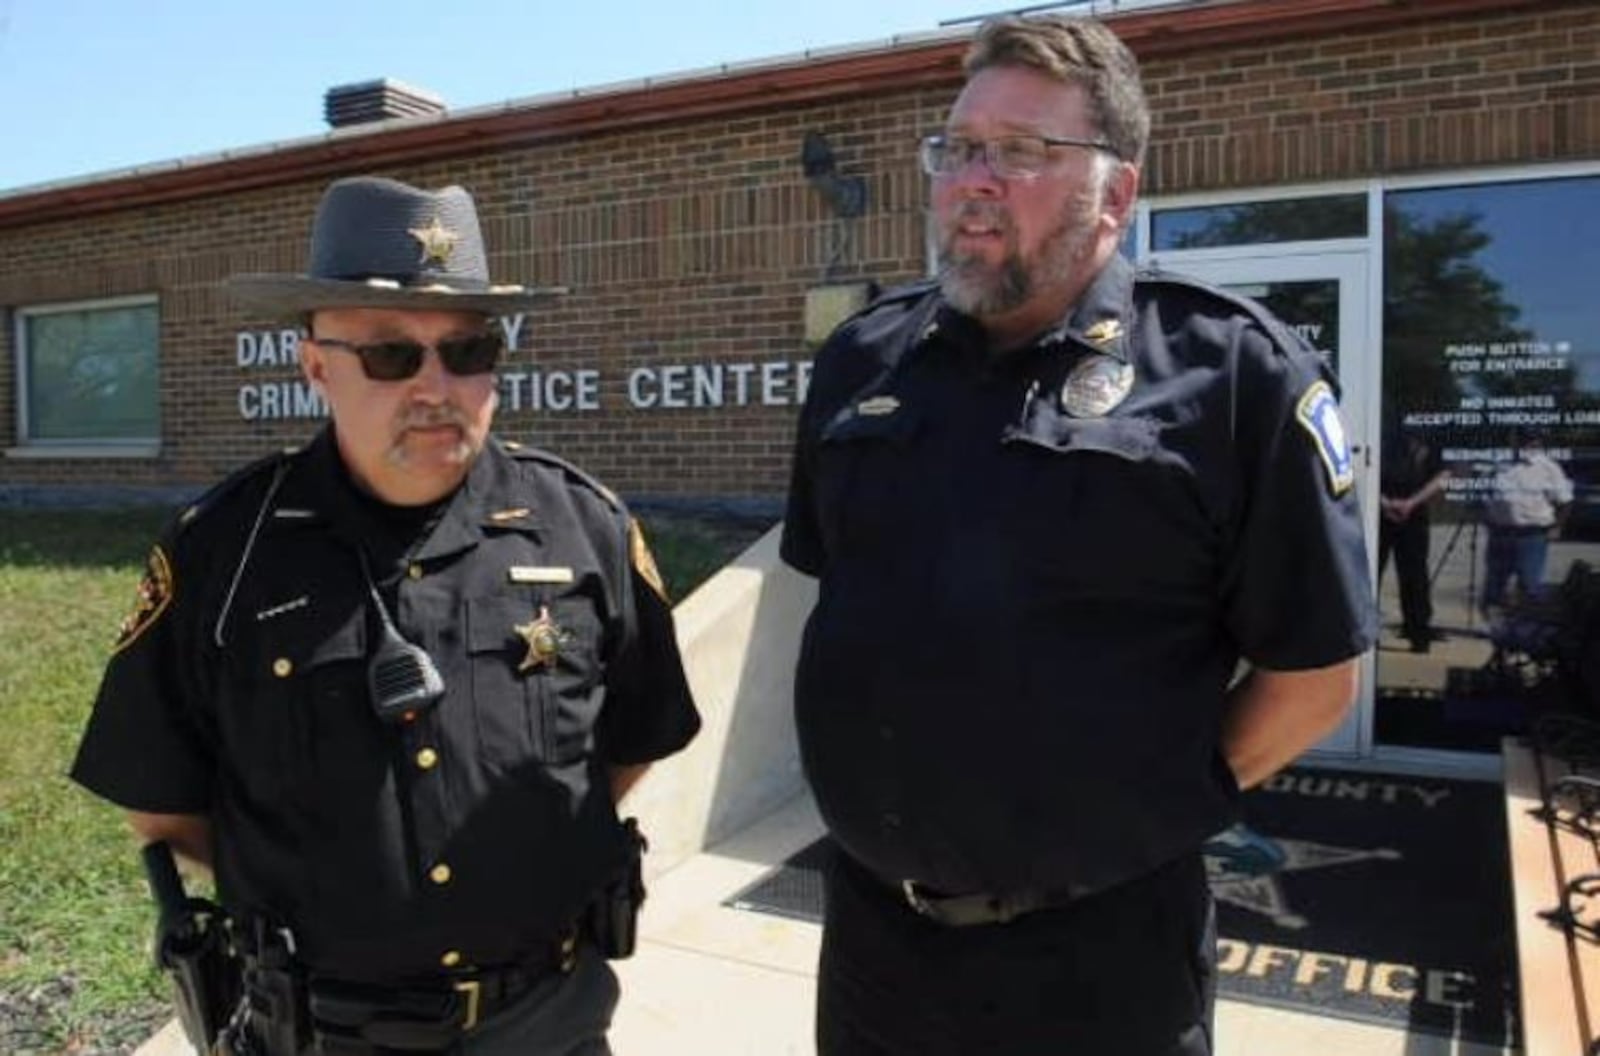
[
  {"xmin": 72, "ymin": 428, "xmax": 700, "ymax": 981},
  {"xmin": 1379, "ymin": 427, "xmax": 1444, "ymax": 504},
  {"xmin": 782, "ymin": 254, "xmax": 1375, "ymax": 898}
]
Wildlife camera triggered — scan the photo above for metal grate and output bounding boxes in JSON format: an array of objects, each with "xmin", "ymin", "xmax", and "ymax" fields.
[{"xmin": 723, "ymin": 839, "xmax": 833, "ymax": 923}]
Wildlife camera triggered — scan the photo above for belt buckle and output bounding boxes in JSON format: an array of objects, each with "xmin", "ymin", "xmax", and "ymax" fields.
[
  {"xmin": 901, "ymin": 879, "xmax": 933, "ymax": 917},
  {"xmin": 454, "ymin": 979, "xmax": 482, "ymax": 1032}
]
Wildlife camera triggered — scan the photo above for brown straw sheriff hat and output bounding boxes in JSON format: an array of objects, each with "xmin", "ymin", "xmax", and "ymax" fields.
[{"xmin": 228, "ymin": 176, "xmax": 563, "ymax": 316}]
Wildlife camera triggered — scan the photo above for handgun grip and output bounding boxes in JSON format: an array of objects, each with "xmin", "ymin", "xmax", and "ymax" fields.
[
  {"xmin": 142, "ymin": 840, "xmax": 203, "ymax": 955},
  {"xmin": 142, "ymin": 841, "xmax": 185, "ymax": 913}
]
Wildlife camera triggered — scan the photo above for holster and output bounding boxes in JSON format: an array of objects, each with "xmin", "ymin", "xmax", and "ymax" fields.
[
  {"xmin": 241, "ymin": 962, "xmax": 310, "ymax": 1055},
  {"xmin": 142, "ymin": 842, "xmax": 244, "ymax": 1053},
  {"xmin": 585, "ymin": 817, "xmax": 648, "ymax": 959},
  {"xmin": 233, "ymin": 919, "xmax": 312, "ymax": 1056}
]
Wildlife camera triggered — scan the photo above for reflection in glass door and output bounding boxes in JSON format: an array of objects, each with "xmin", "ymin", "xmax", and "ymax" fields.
[
  {"xmin": 1376, "ymin": 176, "xmax": 1600, "ymax": 755},
  {"xmin": 1148, "ymin": 250, "xmax": 1375, "ymax": 758}
]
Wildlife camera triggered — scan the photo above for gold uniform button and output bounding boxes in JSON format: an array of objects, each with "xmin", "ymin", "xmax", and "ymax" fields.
[
  {"xmin": 440, "ymin": 949, "xmax": 462, "ymax": 968},
  {"xmin": 272, "ymin": 658, "xmax": 293, "ymax": 678},
  {"xmin": 429, "ymin": 863, "xmax": 452, "ymax": 885},
  {"xmin": 415, "ymin": 747, "xmax": 439, "ymax": 770},
  {"xmin": 407, "ymin": 563, "xmax": 424, "ymax": 580}
]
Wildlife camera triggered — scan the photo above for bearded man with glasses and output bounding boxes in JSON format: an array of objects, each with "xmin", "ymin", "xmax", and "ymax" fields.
[
  {"xmin": 71, "ymin": 176, "xmax": 700, "ymax": 1055},
  {"xmin": 782, "ymin": 16, "xmax": 1374, "ymax": 1055}
]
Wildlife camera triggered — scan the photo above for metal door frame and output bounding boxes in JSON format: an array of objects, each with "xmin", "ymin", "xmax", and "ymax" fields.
[{"xmin": 1147, "ymin": 245, "xmax": 1378, "ymax": 761}]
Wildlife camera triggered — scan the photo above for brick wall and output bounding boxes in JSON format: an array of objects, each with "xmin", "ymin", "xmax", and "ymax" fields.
[
  {"xmin": 1142, "ymin": 2, "xmax": 1600, "ymax": 192},
  {"xmin": 0, "ymin": 2, "xmax": 1595, "ymax": 501}
]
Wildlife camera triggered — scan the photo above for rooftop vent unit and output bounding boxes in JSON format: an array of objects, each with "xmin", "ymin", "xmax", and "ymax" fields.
[{"xmin": 324, "ymin": 79, "xmax": 446, "ymax": 128}]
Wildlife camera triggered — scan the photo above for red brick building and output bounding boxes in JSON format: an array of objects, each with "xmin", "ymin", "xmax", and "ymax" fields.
[{"xmin": 3, "ymin": 0, "xmax": 1598, "ymax": 763}]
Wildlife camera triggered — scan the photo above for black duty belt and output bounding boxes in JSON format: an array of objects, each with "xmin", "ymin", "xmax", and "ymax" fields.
[
  {"xmin": 838, "ymin": 849, "xmax": 1087, "ymax": 928},
  {"xmin": 302, "ymin": 929, "xmax": 581, "ymax": 1052},
  {"xmin": 896, "ymin": 878, "xmax": 1083, "ymax": 927}
]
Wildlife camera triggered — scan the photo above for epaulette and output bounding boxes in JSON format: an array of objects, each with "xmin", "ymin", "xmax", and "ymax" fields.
[
  {"xmin": 1136, "ymin": 266, "xmax": 1315, "ymax": 358},
  {"xmin": 173, "ymin": 445, "xmax": 302, "ymax": 535},
  {"xmin": 499, "ymin": 439, "xmax": 625, "ymax": 515}
]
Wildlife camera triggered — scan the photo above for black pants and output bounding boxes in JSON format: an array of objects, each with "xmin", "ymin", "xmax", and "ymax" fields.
[
  {"xmin": 817, "ymin": 852, "xmax": 1215, "ymax": 1056},
  {"xmin": 1379, "ymin": 512, "xmax": 1433, "ymax": 645}
]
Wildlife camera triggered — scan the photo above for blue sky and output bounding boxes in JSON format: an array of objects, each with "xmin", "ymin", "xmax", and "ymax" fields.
[{"xmin": 0, "ymin": 0, "xmax": 1039, "ymax": 193}]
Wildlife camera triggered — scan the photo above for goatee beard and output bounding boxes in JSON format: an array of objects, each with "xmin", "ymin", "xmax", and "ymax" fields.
[
  {"xmin": 938, "ymin": 250, "xmax": 1032, "ymax": 317},
  {"xmin": 936, "ymin": 195, "xmax": 1101, "ymax": 320}
]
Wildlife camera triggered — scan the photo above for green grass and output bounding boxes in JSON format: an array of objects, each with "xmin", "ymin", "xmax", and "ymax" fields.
[
  {"xmin": 0, "ymin": 507, "xmax": 175, "ymax": 1051},
  {"xmin": 0, "ymin": 505, "xmax": 768, "ymax": 1052},
  {"xmin": 642, "ymin": 511, "xmax": 770, "ymax": 602}
]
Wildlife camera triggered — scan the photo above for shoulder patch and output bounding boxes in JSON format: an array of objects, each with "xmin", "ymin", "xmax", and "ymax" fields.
[
  {"xmin": 113, "ymin": 545, "xmax": 174, "ymax": 654},
  {"xmin": 629, "ymin": 518, "xmax": 669, "ymax": 602},
  {"xmin": 1295, "ymin": 381, "xmax": 1354, "ymax": 497}
]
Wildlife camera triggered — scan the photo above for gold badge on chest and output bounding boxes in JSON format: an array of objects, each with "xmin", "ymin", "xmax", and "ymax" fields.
[{"xmin": 514, "ymin": 605, "xmax": 570, "ymax": 672}]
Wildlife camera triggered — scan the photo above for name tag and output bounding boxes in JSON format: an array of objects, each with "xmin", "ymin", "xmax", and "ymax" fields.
[{"xmin": 509, "ymin": 566, "xmax": 574, "ymax": 584}]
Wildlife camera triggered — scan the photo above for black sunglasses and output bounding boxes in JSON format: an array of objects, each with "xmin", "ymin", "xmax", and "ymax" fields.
[{"xmin": 310, "ymin": 331, "xmax": 504, "ymax": 382}]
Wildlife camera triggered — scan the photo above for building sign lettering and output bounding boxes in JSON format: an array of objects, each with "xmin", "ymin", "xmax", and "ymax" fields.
[{"xmin": 231, "ymin": 317, "xmax": 811, "ymax": 420}]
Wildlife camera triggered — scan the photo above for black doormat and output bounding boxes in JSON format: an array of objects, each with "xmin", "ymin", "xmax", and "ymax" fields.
[{"xmin": 726, "ymin": 767, "xmax": 1517, "ymax": 1048}]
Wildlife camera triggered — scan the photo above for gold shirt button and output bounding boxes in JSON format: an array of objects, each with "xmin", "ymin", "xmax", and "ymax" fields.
[
  {"xmin": 440, "ymin": 949, "xmax": 462, "ymax": 968},
  {"xmin": 272, "ymin": 658, "xmax": 293, "ymax": 678},
  {"xmin": 429, "ymin": 863, "xmax": 452, "ymax": 885},
  {"xmin": 407, "ymin": 563, "xmax": 424, "ymax": 580},
  {"xmin": 415, "ymin": 747, "xmax": 439, "ymax": 770}
]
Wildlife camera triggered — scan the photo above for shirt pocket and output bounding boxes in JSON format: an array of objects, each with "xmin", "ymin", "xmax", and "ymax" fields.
[
  {"xmin": 1003, "ymin": 415, "xmax": 1169, "ymax": 589},
  {"xmin": 219, "ymin": 602, "xmax": 367, "ymax": 809},
  {"xmin": 466, "ymin": 591, "xmax": 604, "ymax": 769},
  {"xmin": 814, "ymin": 403, "xmax": 922, "ymax": 557},
  {"xmin": 1006, "ymin": 414, "xmax": 1160, "ymax": 499}
]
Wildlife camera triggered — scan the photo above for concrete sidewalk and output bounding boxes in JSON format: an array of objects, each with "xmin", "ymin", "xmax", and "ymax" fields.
[{"xmin": 138, "ymin": 792, "xmax": 1512, "ymax": 1055}]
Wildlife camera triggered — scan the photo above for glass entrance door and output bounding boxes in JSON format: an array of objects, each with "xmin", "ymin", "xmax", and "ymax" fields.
[{"xmin": 1147, "ymin": 249, "xmax": 1376, "ymax": 758}]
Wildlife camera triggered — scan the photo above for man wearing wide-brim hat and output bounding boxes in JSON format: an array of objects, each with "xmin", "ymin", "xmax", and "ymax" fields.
[{"xmin": 71, "ymin": 175, "xmax": 701, "ymax": 1055}]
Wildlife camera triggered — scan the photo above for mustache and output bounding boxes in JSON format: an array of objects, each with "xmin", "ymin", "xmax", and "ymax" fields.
[
  {"xmin": 948, "ymin": 201, "xmax": 1014, "ymax": 234},
  {"xmin": 395, "ymin": 405, "xmax": 469, "ymax": 432}
]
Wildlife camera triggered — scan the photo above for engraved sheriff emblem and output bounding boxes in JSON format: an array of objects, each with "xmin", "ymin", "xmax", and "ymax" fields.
[
  {"xmin": 514, "ymin": 605, "xmax": 570, "ymax": 672},
  {"xmin": 408, "ymin": 216, "xmax": 460, "ymax": 266},
  {"xmin": 1061, "ymin": 355, "xmax": 1135, "ymax": 418}
]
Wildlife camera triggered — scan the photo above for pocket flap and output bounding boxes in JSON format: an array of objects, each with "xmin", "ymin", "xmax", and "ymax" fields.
[
  {"xmin": 820, "ymin": 400, "xmax": 920, "ymax": 446},
  {"xmin": 467, "ymin": 595, "xmax": 526, "ymax": 656},
  {"xmin": 1014, "ymin": 415, "xmax": 1159, "ymax": 461},
  {"xmin": 305, "ymin": 608, "xmax": 366, "ymax": 667}
]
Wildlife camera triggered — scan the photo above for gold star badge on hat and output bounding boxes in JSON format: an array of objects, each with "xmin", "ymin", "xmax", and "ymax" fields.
[{"xmin": 409, "ymin": 216, "xmax": 460, "ymax": 266}]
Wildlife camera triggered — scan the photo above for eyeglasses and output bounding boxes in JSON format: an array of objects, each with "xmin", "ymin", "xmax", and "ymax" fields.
[
  {"xmin": 919, "ymin": 133, "xmax": 1119, "ymax": 181},
  {"xmin": 309, "ymin": 331, "xmax": 504, "ymax": 382}
]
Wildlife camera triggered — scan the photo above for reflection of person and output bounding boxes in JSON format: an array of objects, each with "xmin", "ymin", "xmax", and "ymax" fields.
[
  {"xmin": 780, "ymin": 16, "xmax": 1374, "ymax": 1056},
  {"xmin": 1483, "ymin": 431, "xmax": 1574, "ymax": 611},
  {"xmin": 70, "ymin": 177, "xmax": 700, "ymax": 1055},
  {"xmin": 1379, "ymin": 426, "xmax": 1449, "ymax": 652}
]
